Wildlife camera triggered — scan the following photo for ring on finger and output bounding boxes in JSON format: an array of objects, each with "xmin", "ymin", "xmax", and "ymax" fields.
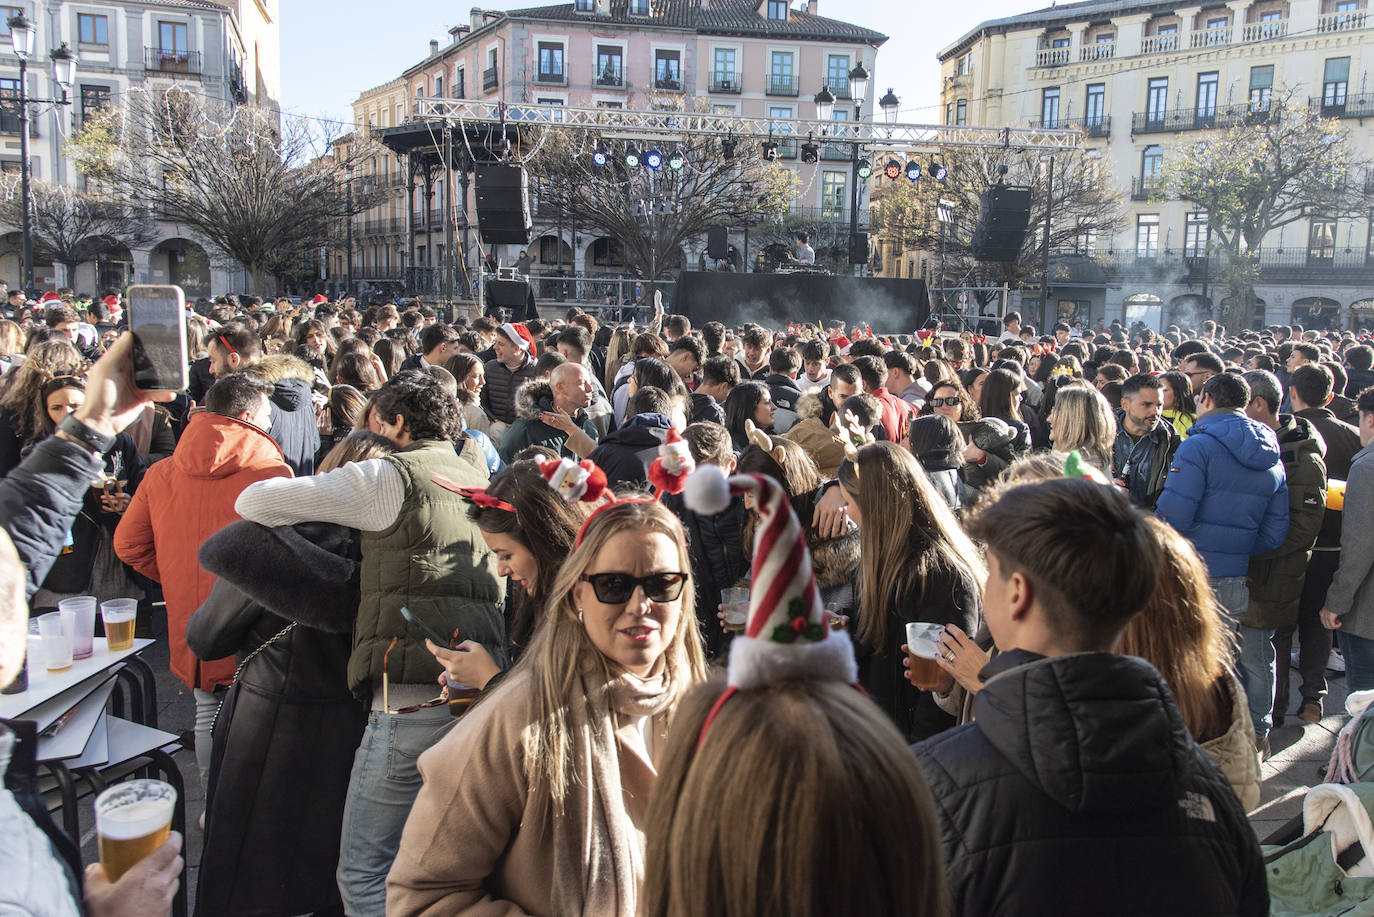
[{"xmin": 945, "ymin": 651, "xmax": 956, "ymax": 662}]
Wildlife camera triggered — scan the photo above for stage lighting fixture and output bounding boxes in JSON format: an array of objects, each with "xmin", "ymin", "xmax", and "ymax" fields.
[
  {"xmin": 800, "ymin": 139, "xmax": 819, "ymax": 163},
  {"xmin": 722, "ymin": 136, "xmax": 737, "ymax": 159},
  {"xmin": 762, "ymin": 139, "xmax": 778, "ymax": 161},
  {"xmin": 905, "ymin": 159, "xmax": 922, "ymax": 182},
  {"xmin": 645, "ymin": 148, "xmax": 664, "ymax": 170},
  {"xmin": 884, "ymin": 159, "xmax": 903, "ymax": 181},
  {"xmin": 592, "ymin": 144, "xmax": 608, "ymax": 167},
  {"xmin": 929, "ymin": 159, "xmax": 948, "ymax": 182},
  {"xmin": 668, "ymin": 148, "xmax": 685, "ymax": 170},
  {"xmin": 857, "ymin": 160, "xmax": 872, "ymax": 180},
  {"xmin": 624, "ymin": 145, "xmax": 641, "ymax": 168}
]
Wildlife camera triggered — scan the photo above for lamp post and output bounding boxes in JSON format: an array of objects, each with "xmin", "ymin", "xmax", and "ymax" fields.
[
  {"xmin": 1039, "ymin": 153, "xmax": 1055, "ymax": 330},
  {"xmin": 7, "ymin": 12, "xmax": 77, "ymax": 295},
  {"xmin": 847, "ymin": 64, "xmax": 869, "ymax": 276},
  {"xmin": 345, "ymin": 163, "xmax": 354, "ymax": 297}
]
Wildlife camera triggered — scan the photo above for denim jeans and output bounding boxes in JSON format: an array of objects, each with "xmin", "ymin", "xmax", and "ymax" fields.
[
  {"xmin": 192, "ymin": 687, "xmax": 220, "ymax": 793},
  {"xmin": 1339, "ymin": 631, "xmax": 1374, "ymax": 694},
  {"xmin": 337, "ymin": 705, "xmax": 455, "ymax": 917},
  {"xmin": 1211, "ymin": 575, "xmax": 1275, "ymax": 739}
]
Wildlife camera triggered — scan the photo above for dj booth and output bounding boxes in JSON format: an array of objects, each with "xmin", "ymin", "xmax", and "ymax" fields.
[{"xmin": 674, "ymin": 270, "xmax": 928, "ymax": 331}]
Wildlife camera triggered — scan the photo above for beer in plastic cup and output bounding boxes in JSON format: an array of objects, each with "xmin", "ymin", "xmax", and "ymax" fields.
[
  {"xmin": 96, "ymin": 779, "xmax": 176, "ymax": 882},
  {"xmin": 721, "ymin": 587, "xmax": 750, "ymax": 632},
  {"xmin": 906, "ymin": 622, "xmax": 946, "ymax": 691},
  {"xmin": 59, "ymin": 596, "xmax": 97, "ymax": 660},
  {"xmin": 38, "ymin": 610, "xmax": 75, "ymax": 673},
  {"xmin": 1328, "ymin": 479, "xmax": 1347, "ymax": 512},
  {"xmin": 101, "ymin": 598, "xmax": 138, "ymax": 651}
]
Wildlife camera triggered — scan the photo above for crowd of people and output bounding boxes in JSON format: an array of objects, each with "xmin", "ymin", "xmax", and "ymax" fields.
[{"xmin": 2, "ymin": 285, "xmax": 1373, "ymax": 916}]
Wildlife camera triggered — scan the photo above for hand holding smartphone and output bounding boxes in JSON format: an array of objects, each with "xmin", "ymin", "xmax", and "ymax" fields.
[{"xmin": 126, "ymin": 285, "xmax": 189, "ymax": 392}]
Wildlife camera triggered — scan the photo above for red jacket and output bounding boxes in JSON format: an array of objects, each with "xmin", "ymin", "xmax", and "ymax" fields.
[
  {"xmin": 871, "ymin": 387, "xmax": 914, "ymax": 443},
  {"xmin": 115, "ymin": 413, "xmax": 291, "ymax": 691}
]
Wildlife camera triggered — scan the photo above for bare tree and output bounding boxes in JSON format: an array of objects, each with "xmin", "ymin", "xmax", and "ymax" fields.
[
  {"xmin": 871, "ymin": 145, "xmax": 1126, "ymax": 313},
  {"xmin": 68, "ymin": 85, "xmax": 384, "ymax": 293},
  {"xmin": 525, "ymin": 128, "xmax": 795, "ymax": 286},
  {"xmin": 0, "ymin": 176, "xmax": 155, "ymax": 284},
  {"xmin": 1162, "ymin": 90, "xmax": 1374, "ymax": 330}
]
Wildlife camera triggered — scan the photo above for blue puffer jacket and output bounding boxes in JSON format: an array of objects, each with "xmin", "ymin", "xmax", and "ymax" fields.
[{"xmin": 1156, "ymin": 411, "xmax": 1289, "ymax": 577}]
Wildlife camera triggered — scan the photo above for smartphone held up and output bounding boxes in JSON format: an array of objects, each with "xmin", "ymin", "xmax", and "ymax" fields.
[{"xmin": 127, "ymin": 284, "xmax": 189, "ymax": 392}]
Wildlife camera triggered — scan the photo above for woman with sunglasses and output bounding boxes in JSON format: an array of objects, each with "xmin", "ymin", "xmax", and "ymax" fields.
[
  {"xmin": 424, "ymin": 461, "xmax": 591, "ymax": 692},
  {"xmin": 921, "ymin": 378, "xmax": 1016, "ymax": 500},
  {"xmin": 389, "ymin": 499, "xmax": 708, "ymax": 917}
]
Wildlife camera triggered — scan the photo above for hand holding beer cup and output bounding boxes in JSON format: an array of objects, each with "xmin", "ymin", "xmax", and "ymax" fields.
[
  {"xmin": 94, "ymin": 780, "xmax": 177, "ymax": 883},
  {"xmin": 935, "ymin": 623, "xmax": 990, "ymax": 695},
  {"xmin": 903, "ymin": 623, "xmax": 954, "ymax": 693},
  {"xmin": 85, "ymin": 829, "xmax": 182, "ymax": 917}
]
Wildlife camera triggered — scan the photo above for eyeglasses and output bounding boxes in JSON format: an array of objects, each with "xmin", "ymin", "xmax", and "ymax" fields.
[
  {"xmin": 928, "ymin": 396, "xmax": 962, "ymax": 408},
  {"xmin": 582, "ymin": 571, "xmax": 689, "ymax": 604},
  {"xmin": 381, "ymin": 636, "xmax": 448, "ymax": 715}
]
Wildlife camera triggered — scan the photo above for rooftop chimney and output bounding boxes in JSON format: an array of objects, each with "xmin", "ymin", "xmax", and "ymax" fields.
[
  {"xmin": 429, "ymin": 39, "xmax": 439, "ymax": 57},
  {"xmin": 449, "ymin": 24, "xmax": 471, "ymax": 40},
  {"xmin": 806, "ymin": 0, "xmax": 816, "ymax": 13},
  {"xmin": 471, "ymin": 7, "xmax": 484, "ymax": 30}
]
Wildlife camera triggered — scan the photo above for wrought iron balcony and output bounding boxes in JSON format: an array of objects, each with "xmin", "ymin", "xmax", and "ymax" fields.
[
  {"xmin": 534, "ymin": 70, "xmax": 566, "ymax": 85},
  {"xmin": 146, "ymin": 48, "xmax": 201, "ymax": 75},
  {"xmin": 1131, "ymin": 176, "xmax": 1162, "ymax": 200},
  {"xmin": 1131, "ymin": 102, "xmax": 1272, "ymax": 134},
  {"xmin": 595, "ymin": 65, "xmax": 624, "ymax": 88},
  {"xmin": 709, "ymin": 71, "xmax": 740, "ymax": 93},
  {"xmin": 1309, "ymin": 93, "xmax": 1374, "ymax": 119},
  {"xmin": 767, "ymin": 75, "xmax": 799, "ymax": 96},
  {"xmin": 482, "ymin": 66, "xmax": 499, "ymax": 92},
  {"xmin": 1040, "ymin": 115, "xmax": 1111, "ymax": 137}
]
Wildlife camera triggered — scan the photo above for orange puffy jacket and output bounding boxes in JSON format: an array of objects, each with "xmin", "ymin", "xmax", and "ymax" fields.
[{"xmin": 115, "ymin": 412, "xmax": 291, "ymax": 691}]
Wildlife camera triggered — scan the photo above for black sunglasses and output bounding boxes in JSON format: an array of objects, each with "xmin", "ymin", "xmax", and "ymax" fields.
[
  {"xmin": 582, "ymin": 571, "xmax": 689, "ymax": 604},
  {"xmin": 929, "ymin": 396, "xmax": 962, "ymax": 407}
]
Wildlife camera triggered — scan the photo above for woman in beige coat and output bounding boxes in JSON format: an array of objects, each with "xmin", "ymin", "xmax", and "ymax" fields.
[{"xmin": 387, "ymin": 498, "xmax": 708, "ymax": 917}]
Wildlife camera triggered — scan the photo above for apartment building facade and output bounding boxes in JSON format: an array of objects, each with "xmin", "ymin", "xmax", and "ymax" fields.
[
  {"xmin": 0, "ymin": 0, "xmax": 279, "ymax": 295},
  {"xmin": 938, "ymin": 0, "xmax": 1374, "ymax": 332},
  {"xmin": 346, "ymin": 0, "xmax": 886, "ymax": 293}
]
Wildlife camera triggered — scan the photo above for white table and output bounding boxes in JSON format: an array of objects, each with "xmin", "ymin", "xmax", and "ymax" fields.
[{"xmin": 0, "ymin": 637, "xmax": 154, "ymax": 720}]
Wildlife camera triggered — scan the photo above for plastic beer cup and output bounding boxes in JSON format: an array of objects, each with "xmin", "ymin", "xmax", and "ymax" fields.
[
  {"xmin": 100, "ymin": 598, "xmax": 138, "ymax": 651},
  {"xmin": 906, "ymin": 622, "xmax": 946, "ymax": 691},
  {"xmin": 95, "ymin": 779, "xmax": 176, "ymax": 883},
  {"xmin": 59, "ymin": 596, "xmax": 97, "ymax": 660},
  {"xmin": 37, "ymin": 610, "xmax": 74, "ymax": 673},
  {"xmin": 721, "ymin": 587, "xmax": 750, "ymax": 632}
]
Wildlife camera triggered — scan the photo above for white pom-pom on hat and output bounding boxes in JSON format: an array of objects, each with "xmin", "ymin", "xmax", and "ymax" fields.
[{"xmin": 683, "ymin": 464, "xmax": 732, "ymax": 515}]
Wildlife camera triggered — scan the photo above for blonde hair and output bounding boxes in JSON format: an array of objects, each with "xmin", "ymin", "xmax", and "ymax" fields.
[
  {"xmin": 0, "ymin": 338, "xmax": 84, "ymax": 442},
  {"xmin": 1118, "ymin": 517, "xmax": 1235, "ymax": 743},
  {"xmin": 605, "ymin": 328, "xmax": 634, "ymax": 393},
  {"xmin": 317, "ymin": 429, "xmax": 396, "ymax": 473},
  {"xmin": 521, "ymin": 500, "xmax": 707, "ymax": 806},
  {"xmin": 839, "ymin": 442, "xmax": 985, "ymax": 652},
  {"xmin": 642, "ymin": 674, "xmax": 948, "ymax": 917},
  {"xmin": 0, "ymin": 319, "xmax": 23, "ymax": 358},
  {"xmin": 1048, "ymin": 385, "xmax": 1116, "ymax": 473}
]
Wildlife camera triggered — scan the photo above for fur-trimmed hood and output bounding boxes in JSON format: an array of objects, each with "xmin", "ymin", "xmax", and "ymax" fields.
[
  {"xmin": 514, "ymin": 378, "xmax": 555, "ymax": 422},
  {"xmin": 796, "ymin": 390, "xmax": 824, "ymax": 421},
  {"xmin": 241, "ymin": 353, "xmax": 315, "ymax": 386}
]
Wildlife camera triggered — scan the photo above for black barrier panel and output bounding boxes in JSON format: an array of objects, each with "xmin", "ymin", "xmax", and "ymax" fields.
[{"xmin": 674, "ymin": 271, "xmax": 928, "ymax": 332}]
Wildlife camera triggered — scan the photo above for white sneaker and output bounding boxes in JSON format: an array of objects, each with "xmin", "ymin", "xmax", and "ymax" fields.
[{"xmin": 1328, "ymin": 649, "xmax": 1347, "ymax": 674}]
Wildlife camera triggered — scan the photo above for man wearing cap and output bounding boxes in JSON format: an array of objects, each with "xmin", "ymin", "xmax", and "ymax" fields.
[{"xmin": 481, "ymin": 322, "xmax": 538, "ymax": 432}]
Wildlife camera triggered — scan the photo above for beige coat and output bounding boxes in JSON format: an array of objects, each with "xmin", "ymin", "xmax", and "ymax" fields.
[
  {"xmin": 386, "ymin": 668, "xmax": 665, "ymax": 917},
  {"xmin": 1200, "ymin": 673, "xmax": 1263, "ymax": 812}
]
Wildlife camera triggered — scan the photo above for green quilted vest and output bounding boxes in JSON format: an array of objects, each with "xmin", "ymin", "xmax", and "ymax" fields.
[{"xmin": 348, "ymin": 437, "xmax": 505, "ymax": 698}]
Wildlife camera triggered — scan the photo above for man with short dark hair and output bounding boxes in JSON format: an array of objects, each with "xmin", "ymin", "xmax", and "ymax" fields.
[
  {"xmin": 736, "ymin": 326, "xmax": 771, "ymax": 381},
  {"xmin": 999, "ymin": 311, "xmax": 1021, "ymax": 342},
  {"xmin": 1180, "ymin": 350, "xmax": 1224, "ymax": 390},
  {"xmin": 798, "ymin": 339, "xmax": 831, "ymax": 392},
  {"xmin": 1112, "ymin": 373, "xmax": 1179, "ymax": 509},
  {"xmin": 588, "ymin": 385, "xmax": 673, "ymax": 490},
  {"xmin": 665, "ymin": 314, "xmax": 691, "ymax": 342},
  {"xmin": 1345, "ymin": 344, "xmax": 1374, "ymax": 396},
  {"xmin": 914, "ymin": 479, "xmax": 1267, "ymax": 917},
  {"xmin": 852, "ymin": 354, "xmax": 911, "ymax": 442},
  {"xmin": 667, "ymin": 336, "xmax": 705, "ymax": 388},
  {"xmin": 765, "ymin": 347, "xmax": 803, "ymax": 433},
  {"xmin": 1157, "ymin": 371, "xmax": 1289, "ymax": 753},
  {"xmin": 692, "ymin": 355, "xmax": 735, "ymax": 426},
  {"xmin": 883, "ymin": 350, "xmax": 924, "ymax": 407},
  {"xmin": 400, "ymin": 323, "xmax": 460, "ymax": 373},
  {"xmin": 115, "ymin": 373, "xmax": 290, "ymax": 794},
  {"xmin": 235, "ymin": 372, "xmax": 501, "ymax": 915},
  {"xmin": 1321, "ymin": 387, "xmax": 1374, "ymax": 692},
  {"xmin": 1243, "ymin": 369, "xmax": 1326, "ymax": 737},
  {"xmin": 819, "ymin": 362, "xmax": 861, "ymax": 427}
]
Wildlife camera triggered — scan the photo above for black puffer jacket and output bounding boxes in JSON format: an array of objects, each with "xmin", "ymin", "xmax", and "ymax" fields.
[
  {"xmin": 242, "ymin": 355, "xmax": 321, "ymax": 476},
  {"xmin": 587, "ymin": 412, "xmax": 671, "ymax": 490},
  {"xmin": 481, "ymin": 354, "xmax": 537, "ymax": 426},
  {"xmin": 914, "ymin": 650, "xmax": 1268, "ymax": 917}
]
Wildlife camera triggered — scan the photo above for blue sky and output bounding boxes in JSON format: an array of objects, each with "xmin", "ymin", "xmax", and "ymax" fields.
[{"xmin": 280, "ymin": 0, "xmax": 1032, "ymax": 129}]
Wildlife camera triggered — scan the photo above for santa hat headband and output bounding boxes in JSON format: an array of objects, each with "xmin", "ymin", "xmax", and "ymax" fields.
[
  {"xmin": 432, "ymin": 458, "xmax": 608, "ymax": 517},
  {"xmin": 500, "ymin": 322, "xmax": 536, "ymax": 354},
  {"xmin": 683, "ymin": 467, "xmax": 859, "ymax": 751},
  {"xmin": 647, "ymin": 428, "xmax": 696, "ymax": 496}
]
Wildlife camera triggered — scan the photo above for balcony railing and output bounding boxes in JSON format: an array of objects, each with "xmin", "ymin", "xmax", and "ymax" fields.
[
  {"xmin": 482, "ymin": 66, "xmax": 499, "ymax": 91},
  {"xmin": 1099, "ymin": 246, "xmax": 1374, "ymax": 277},
  {"xmin": 1067, "ymin": 114, "xmax": 1111, "ymax": 137},
  {"xmin": 596, "ymin": 65, "xmax": 624, "ymax": 87},
  {"xmin": 145, "ymin": 48, "xmax": 201, "ymax": 75},
  {"xmin": 1310, "ymin": 92, "xmax": 1374, "ymax": 119},
  {"xmin": 1140, "ymin": 34, "xmax": 1179, "ymax": 54},
  {"xmin": 787, "ymin": 206, "xmax": 851, "ymax": 223},
  {"xmin": 830, "ymin": 79, "xmax": 851, "ymax": 99},
  {"xmin": 1241, "ymin": 19, "xmax": 1288, "ymax": 41},
  {"xmin": 1190, "ymin": 25, "xmax": 1231, "ymax": 47},
  {"xmin": 1131, "ymin": 102, "xmax": 1273, "ymax": 134},
  {"xmin": 1319, "ymin": 10, "xmax": 1368, "ymax": 31},
  {"xmin": 767, "ymin": 75, "xmax": 799, "ymax": 96},
  {"xmin": 1081, "ymin": 41, "xmax": 1115, "ymax": 61},
  {"xmin": 653, "ymin": 75, "xmax": 682, "ymax": 91},
  {"xmin": 358, "ymin": 218, "xmax": 408, "ymax": 236},
  {"xmin": 1131, "ymin": 176, "xmax": 1161, "ymax": 200},
  {"xmin": 1035, "ymin": 46, "xmax": 1070, "ymax": 67},
  {"xmin": 534, "ymin": 70, "xmax": 566, "ymax": 85},
  {"xmin": 709, "ymin": 71, "xmax": 740, "ymax": 93}
]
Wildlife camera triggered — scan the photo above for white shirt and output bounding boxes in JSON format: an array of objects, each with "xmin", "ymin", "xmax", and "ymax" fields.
[{"xmin": 236, "ymin": 459, "xmax": 405, "ymax": 532}]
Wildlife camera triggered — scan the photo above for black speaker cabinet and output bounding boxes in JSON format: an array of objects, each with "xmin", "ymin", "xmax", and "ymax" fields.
[
  {"xmin": 706, "ymin": 226, "xmax": 729, "ymax": 260},
  {"xmin": 475, "ymin": 163, "xmax": 532, "ymax": 245},
  {"xmin": 972, "ymin": 185, "xmax": 1032, "ymax": 263}
]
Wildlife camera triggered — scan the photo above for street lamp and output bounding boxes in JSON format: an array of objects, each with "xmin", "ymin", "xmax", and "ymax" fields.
[
  {"xmin": 813, "ymin": 85, "xmax": 835, "ymax": 123},
  {"xmin": 848, "ymin": 63, "xmax": 869, "ymax": 117},
  {"xmin": 879, "ymin": 88, "xmax": 901, "ymax": 125},
  {"xmin": 7, "ymin": 11, "xmax": 77, "ymax": 295}
]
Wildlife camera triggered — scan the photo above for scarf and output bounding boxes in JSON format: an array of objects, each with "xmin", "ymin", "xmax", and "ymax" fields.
[{"xmin": 551, "ymin": 663, "xmax": 675, "ymax": 917}]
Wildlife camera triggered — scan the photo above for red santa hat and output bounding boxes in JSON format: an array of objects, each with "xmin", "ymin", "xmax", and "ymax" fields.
[
  {"xmin": 829, "ymin": 334, "xmax": 852, "ymax": 355},
  {"xmin": 684, "ymin": 465, "xmax": 858, "ymax": 749},
  {"xmin": 539, "ymin": 458, "xmax": 608, "ymax": 504},
  {"xmin": 500, "ymin": 321, "xmax": 537, "ymax": 356},
  {"xmin": 39, "ymin": 291, "xmax": 61, "ymax": 303},
  {"xmin": 102, "ymin": 295, "xmax": 120, "ymax": 308},
  {"xmin": 647, "ymin": 427, "xmax": 696, "ymax": 495},
  {"xmin": 311, "ymin": 294, "xmax": 328, "ymax": 305}
]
